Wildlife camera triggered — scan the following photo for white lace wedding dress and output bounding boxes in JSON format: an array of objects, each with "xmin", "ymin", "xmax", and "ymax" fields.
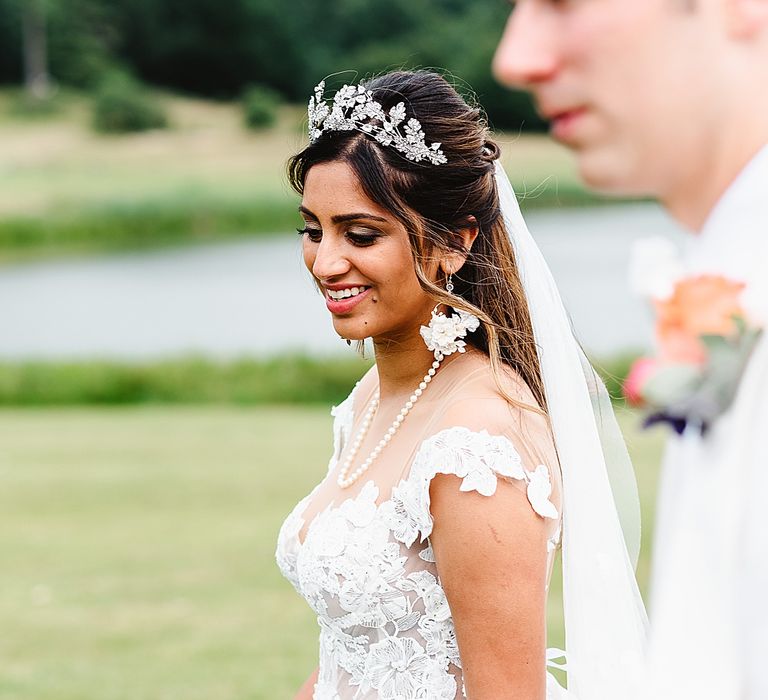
[{"xmin": 276, "ymin": 357, "xmax": 566, "ymax": 699}]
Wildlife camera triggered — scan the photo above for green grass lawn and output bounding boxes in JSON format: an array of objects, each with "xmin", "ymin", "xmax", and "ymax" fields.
[{"xmin": 0, "ymin": 406, "xmax": 664, "ymax": 699}]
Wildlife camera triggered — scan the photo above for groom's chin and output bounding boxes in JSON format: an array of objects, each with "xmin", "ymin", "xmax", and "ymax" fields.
[{"xmin": 574, "ymin": 149, "xmax": 655, "ymax": 199}]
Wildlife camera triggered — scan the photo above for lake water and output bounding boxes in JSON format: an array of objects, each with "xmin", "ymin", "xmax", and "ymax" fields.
[{"xmin": 0, "ymin": 203, "xmax": 685, "ymax": 360}]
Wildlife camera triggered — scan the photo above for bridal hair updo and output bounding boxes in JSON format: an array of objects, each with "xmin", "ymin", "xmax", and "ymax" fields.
[{"xmin": 288, "ymin": 70, "xmax": 545, "ymax": 411}]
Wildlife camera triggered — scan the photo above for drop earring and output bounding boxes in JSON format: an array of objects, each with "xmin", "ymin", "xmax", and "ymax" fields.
[{"xmin": 419, "ymin": 272, "xmax": 480, "ymax": 359}]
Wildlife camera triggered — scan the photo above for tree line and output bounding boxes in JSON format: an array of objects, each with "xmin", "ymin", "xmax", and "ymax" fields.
[{"xmin": 0, "ymin": 0, "xmax": 546, "ymax": 131}]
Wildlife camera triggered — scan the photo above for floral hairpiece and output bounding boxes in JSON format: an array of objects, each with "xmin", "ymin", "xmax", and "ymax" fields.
[{"xmin": 307, "ymin": 80, "xmax": 447, "ymax": 166}]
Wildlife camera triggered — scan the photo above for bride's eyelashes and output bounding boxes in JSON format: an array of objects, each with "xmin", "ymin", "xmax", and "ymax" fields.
[
  {"xmin": 346, "ymin": 228, "xmax": 381, "ymax": 246},
  {"xmin": 296, "ymin": 226, "xmax": 382, "ymax": 247},
  {"xmin": 296, "ymin": 226, "xmax": 322, "ymax": 242}
]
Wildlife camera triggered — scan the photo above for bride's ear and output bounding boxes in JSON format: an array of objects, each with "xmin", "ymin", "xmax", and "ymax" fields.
[{"xmin": 441, "ymin": 216, "xmax": 479, "ymax": 277}]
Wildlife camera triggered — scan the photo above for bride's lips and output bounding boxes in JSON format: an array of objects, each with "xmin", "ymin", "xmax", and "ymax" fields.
[{"xmin": 324, "ymin": 286, "xmax": 372, "ymax": 314}]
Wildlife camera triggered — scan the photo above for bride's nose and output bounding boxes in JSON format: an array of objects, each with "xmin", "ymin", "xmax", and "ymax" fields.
[{"xmin": 310, "ymin": 236, "xmax": 352, "ymax": 281}]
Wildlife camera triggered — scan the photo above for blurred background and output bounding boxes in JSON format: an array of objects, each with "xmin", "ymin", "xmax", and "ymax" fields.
[{"xmin": 0, "ymin": 1, "xmax": 681, "ymax": 698}]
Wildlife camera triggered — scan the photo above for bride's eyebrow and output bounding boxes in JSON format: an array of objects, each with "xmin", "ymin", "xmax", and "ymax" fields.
[
  {"xmin": 298, "ymin": 205, "xmax": 318, "ymax": 220},
  {"xmin": 298, "ymin": 205, "xmax": 388, "ymax": 225},
  {"xmin": 331, "ymin": 212, "xmax": 388, "ymax": 224}
]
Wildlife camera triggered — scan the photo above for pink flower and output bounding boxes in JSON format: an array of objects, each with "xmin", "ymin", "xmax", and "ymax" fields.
[
  {"xmin": 655, "ymin": 275, "xmax": 746, "ymax": 363},
  {"xmin": 630, "ymin": 272, "xmax": 760, "ymax": 435},
  {"xmin": 623, "ymin": 357, "xmax": 659, "ymax": 407}
]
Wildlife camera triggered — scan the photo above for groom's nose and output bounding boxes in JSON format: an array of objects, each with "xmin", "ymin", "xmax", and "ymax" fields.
[{"xmin": 493, "ymin": 4, "xmax": 560, "ymax": 90}]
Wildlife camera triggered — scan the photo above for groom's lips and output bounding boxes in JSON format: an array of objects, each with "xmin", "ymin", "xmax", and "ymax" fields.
[{"xmin": 546, "ymin": 107, "xmax": 588, "ymax": 144}]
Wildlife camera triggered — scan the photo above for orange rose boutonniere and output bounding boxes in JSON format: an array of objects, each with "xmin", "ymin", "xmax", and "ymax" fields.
[{"xmin": 624, "ymin": 274, "xmax": 763, "ymax": 435}]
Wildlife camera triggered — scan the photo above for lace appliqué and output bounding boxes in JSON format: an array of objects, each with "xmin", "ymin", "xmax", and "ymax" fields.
[
  {"xmin": 276, "ymin": 389, "xmax": 358, "ymax": 595},
  {"xmin": 276, "ymin": 408, "xmax": 561, "ymax": 700},
  {"xmin": 382, "ymin": 427, "xmax": 559, "ymax": 550}
]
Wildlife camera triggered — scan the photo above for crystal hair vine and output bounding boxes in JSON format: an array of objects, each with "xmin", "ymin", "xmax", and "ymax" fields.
[{"xmin": 307, "ymin": 80, "xmax": 448, "ymax": 165}]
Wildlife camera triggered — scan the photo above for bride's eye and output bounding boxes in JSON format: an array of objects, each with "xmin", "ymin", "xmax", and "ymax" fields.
[
  {"xmin": 297, "ymin": 226, "xmax": 322, "ymax": 242},
  {"xmin": 347, "ymin": 229, "xmax": 380, "ymax": 247},
  {"xmin": 347, "ymin": 228, "xmax": 381, "ymax": 247}
]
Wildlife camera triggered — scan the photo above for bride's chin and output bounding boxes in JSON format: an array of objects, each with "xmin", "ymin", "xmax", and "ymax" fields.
[{"xmin": 331, "ymin": 320, "xmax": 370, "ymax": 343}]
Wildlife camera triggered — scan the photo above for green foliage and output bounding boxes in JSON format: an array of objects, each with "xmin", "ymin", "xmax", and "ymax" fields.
[
  {"xmin": 0, "ymin": 0, "xmax": 546, "ymax": 131},
  {"xmin": 0, "ymin": 0, "xmax": 22, "ymax": 84},
  {"xmin": 0, "ymin": 354, "xmax": 641, "ymax": 406},
  {"xmin": 242, "ymin": 84, "xmax": 280, "ymax": 129},
  {"xmin": 4, "ymin": 88, "xmax": 63, "ymax": 118},
  {"xmin": 92, "ymin": 71, "xmax": 168, "ymax": 133},
  {"xmin": 47, "ymin": 0, "xmax": 117, "ymax": 88},
  {"xmin": 0, "ymin": 0, "xmax": 116, "ymax": 87},
  {"xmin": 0, "ymin": 193, "xmax": 298, "ymax": 260},
  {"xmin": 593, "ymin": 352, "xmax": 641, "ymax": 403},
  {"xmin": 0, "ymin": 355, "xmax": 372, "ymax": 405}
]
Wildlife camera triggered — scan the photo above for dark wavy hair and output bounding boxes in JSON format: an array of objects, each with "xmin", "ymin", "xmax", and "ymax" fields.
[{"xmin": 288, "ymin": 70, "xmax": 545, "ymax": 411}]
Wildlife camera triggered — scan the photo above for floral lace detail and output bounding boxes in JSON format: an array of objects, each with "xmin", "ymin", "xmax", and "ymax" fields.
[
  {"xmin": 275, "ymin": 491, "xmax": 312, "ymax": 594},
  {"xmin": 382, "ymin": 427, "xmax": 559, "ymax": 549},
  {"xmin": 276, "ymin": 408, "xmax": 561, "ymax": 699},
  {"xmin": 275, "ymin": 389, "xmax": 358, "ymax": 595}
]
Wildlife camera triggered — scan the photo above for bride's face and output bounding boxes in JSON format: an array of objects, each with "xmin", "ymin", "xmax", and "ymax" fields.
[{"xmin": 300, "ymin": 161, "xmax": 438, "ymax": 344}]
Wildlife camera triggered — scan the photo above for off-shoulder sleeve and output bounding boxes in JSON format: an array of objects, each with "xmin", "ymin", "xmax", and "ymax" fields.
[{"xmin": 380, "ymin": 426, "xmax": 559, "ymax": 550}]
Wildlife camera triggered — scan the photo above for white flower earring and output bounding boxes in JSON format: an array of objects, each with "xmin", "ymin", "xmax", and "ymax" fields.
[{"xmin": 419, "ymin": 272, "xmax": 480, "ymax": 360}]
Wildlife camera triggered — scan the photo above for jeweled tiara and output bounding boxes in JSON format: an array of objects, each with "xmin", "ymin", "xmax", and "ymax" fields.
[{"xmin": 307, "ymin": 80, "xmax": 447, "ymax": 165}]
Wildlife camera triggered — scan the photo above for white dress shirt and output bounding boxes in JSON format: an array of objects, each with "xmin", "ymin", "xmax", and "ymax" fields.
[{"xmin": 645, "ymin": 145, "xmax": 768, "ymax": 699}]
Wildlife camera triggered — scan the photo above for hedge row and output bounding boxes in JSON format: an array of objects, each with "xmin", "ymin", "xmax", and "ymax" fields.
[{"xmin": 0, "ymin": 354, "xmax": 636, "ymax": 406}]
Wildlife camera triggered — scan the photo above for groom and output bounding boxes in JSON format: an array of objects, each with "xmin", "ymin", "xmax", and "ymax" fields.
[{"xmin": 493, "ymin": 1, "xmax": 768, "ymax": 698}]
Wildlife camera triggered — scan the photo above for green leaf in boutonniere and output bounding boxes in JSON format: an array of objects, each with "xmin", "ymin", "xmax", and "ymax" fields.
[
  {"xmin": 642, "ymin": 363, "xmax": 703, "ymax": 408},
  {"xmin": 625, "ymin": 275, "xmax": 763, "ymax": 436}
]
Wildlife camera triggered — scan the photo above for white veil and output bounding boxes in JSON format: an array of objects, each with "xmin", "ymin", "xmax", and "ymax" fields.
[{"xmin": 495, "ymin": 162, "xmax": 648, "ymax": 698}]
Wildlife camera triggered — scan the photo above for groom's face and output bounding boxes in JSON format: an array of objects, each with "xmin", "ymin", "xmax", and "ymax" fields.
[{"xmin": 493, "ymin": 0, "xmax": 717, "ymax": 197}]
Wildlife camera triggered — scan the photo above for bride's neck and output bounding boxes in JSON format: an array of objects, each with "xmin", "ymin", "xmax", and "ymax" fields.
[{"xmin": 372, "ymin": 334, "xmax": 435, "ymax": 400}]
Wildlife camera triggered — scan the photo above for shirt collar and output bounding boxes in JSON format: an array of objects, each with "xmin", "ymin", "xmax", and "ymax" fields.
[
  {"xmin": 686, "ymin": 144, "xmax": 768, "ymax": 273},
  {"xmin": 684, "ymin": 143, "xmax": 768, "ymax": 320}
]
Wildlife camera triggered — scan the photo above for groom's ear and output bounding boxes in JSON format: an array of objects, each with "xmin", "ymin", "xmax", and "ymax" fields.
[{"xmin": 724, "ymin": 0, "xmax": 768, "ymax": 39}]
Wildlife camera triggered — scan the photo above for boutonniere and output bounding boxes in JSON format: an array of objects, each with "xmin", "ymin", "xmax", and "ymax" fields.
[{"xmin": 624, "ymin": 274, "xmax": 763, "ymax": 435}]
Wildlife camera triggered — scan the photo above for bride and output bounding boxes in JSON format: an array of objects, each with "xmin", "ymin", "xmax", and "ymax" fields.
[{"xmin": 276, "ymin": 70, "xmax": 647, "ymax": 699}]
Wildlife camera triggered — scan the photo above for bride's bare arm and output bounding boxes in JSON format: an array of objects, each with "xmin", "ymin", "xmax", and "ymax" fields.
[
  {"xmin": 429, "ymin": 472, "xmax": 550, "ymax": 700},
  {"xmin": 293, "ymin": 666, "xmax": 319, "ymax": 699}
]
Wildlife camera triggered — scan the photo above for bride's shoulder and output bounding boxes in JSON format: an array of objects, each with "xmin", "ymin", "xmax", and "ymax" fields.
[
  {"xmin": 406, "ymin": 352, "xmax": 561, "ymax": 540},
  {"xmin": 436, "ymin": 350, "xmax": 544, "ymax": 435}
]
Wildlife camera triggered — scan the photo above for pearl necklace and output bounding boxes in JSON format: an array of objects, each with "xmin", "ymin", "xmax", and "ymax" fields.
[{"xmin": 337, "ymin": 353, "xmax": 444, "ymax": 488}]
